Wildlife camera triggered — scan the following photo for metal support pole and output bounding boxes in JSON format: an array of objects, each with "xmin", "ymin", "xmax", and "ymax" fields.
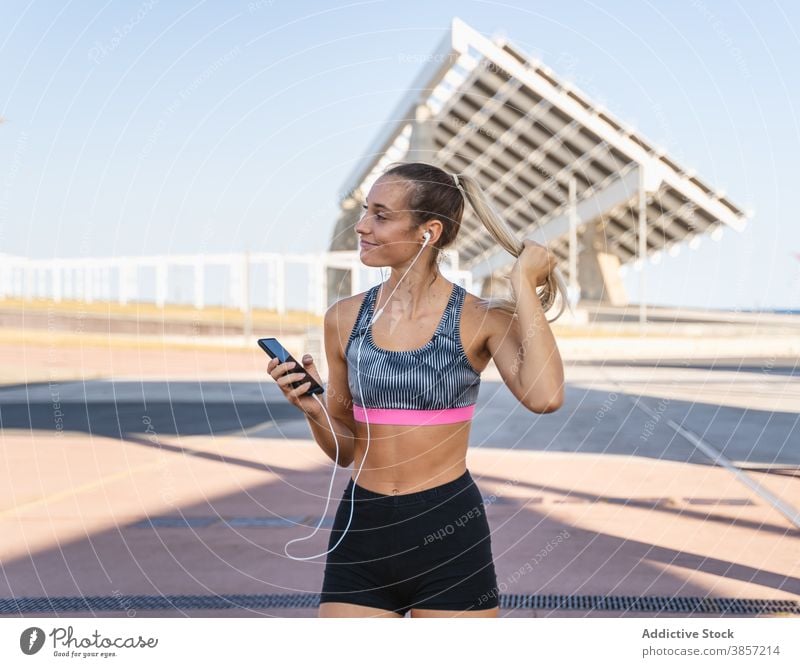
[
  {"xmin": 64, "ymin": 267, "xmax": 73, "ymax": 300},
  {"xmin": 24, "ymin": 264, "xmax": 33, "ymax": 301},
  {"xmin": 37, "ymin": 267, "xmax": 47, "ymax": 299},
  {"xmin": 242, "ymin": 251, "xmax": 252, "ymax": 341},
  {"xmin": 568, "ymin": 176, "xmax": 579, "ymax": 310},
  {"xmin": 638, "ymin": 166, "xmax": 647, "ymax": 327},
  {"xmin": 193, "ymin": 259, "xmax": 204, "ymax": 310},
  {"xmin": 229, "ymin": 258, "xmax": 241, "ymax": 310},
  {"xmin": 275, "ymin": 255, "xmax": 285, "ymax": 315},
  {"xmin": 84, "ymin": 267, "xmax": 93, "ymax": 304},
  {"xmin": 0, "ymin": 264, "xmax": 9, "ymax": 299},
  {"xmin": 118, "ymin": 264, "xmax": 128, "ymax": 305},
  {"xmin": 101, "ymin": 266, "xmax": 111, "ymax": 301},
  {"xmin": 155, "ymin": 261, "xmax": 168, "ymax": 308},
  {"xmin": 266, "ymin": 258, "xmax": 273, "ymax": 310},
  {"xmin": 318, "ymin": 253, "xmax": 328, "ymax": 316},
  {"xmin": 53, "ymin": 266, "xmax": 62, "ymax": 302}
]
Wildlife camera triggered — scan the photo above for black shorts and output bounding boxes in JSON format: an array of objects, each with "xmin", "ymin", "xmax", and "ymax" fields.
[{"xmin": 319, "ymin": 468, "xmax": 499, "ymax": 615}]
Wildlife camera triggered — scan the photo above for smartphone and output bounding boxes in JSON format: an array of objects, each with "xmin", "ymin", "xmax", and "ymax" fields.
[{"xmin": 258, "ymin": 337, "xmax": 325, "ymax": 396}]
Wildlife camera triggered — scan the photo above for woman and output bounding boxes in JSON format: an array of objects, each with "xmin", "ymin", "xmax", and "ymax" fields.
[{"xmin": 267, "ymin": 161, "xmax": 567, "ymax": 617}]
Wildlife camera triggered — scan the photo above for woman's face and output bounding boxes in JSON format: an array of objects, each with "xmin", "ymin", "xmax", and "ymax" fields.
[{"xmin": 355, "ymin": 177, "xmax": 420, "ymax": 266}]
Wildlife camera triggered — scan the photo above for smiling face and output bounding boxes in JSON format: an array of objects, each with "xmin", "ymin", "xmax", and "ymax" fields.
[{"xmin": 355, "ymin": 176, "xmax": 441, "ymax": 268}]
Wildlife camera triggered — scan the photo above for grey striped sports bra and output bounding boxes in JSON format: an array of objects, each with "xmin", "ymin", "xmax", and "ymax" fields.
[{"xmin": 345, "ymin": 282, "xmax": 481, "ymax": 426}]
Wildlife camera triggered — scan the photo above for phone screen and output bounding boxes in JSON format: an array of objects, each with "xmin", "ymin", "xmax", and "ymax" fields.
[{"xmin": 257, "ymin": 337, "xmax": 324, "ymax": 396}]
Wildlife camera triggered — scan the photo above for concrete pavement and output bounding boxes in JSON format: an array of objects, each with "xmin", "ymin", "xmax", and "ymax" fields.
[{"xmin": 1, "ymin": 343, "xmax": 798, "ymax": 618}]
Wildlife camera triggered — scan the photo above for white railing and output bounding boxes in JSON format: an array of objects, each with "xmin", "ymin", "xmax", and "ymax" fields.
[{"xmin": 0, "ymin": 250, "xmax": 473, "ymax": 315}]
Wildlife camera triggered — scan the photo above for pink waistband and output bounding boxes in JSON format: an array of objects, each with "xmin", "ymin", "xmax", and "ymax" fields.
[{"xmin": 352, "ymin": 404, "xmax": 475, "ymax": 426}]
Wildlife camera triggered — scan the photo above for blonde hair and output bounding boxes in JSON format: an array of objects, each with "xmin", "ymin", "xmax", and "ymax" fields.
[
  {"xmin": 457, "ymin": 172, "xmax": 569, "ymax": 323},
  {"xmin": 381, "ymin": 161, "xmax": 570, "ymax": 323}
]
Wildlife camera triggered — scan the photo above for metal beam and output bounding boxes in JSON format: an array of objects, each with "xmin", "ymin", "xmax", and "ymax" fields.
[{"xmin": 469, "ymin": 165, "xmax": 643, "ymax": 281}]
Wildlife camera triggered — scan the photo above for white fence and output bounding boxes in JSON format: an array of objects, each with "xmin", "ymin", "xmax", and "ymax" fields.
[{"xmin": 0, "ymin": 250, "xmax": 473, "ymax": 315}]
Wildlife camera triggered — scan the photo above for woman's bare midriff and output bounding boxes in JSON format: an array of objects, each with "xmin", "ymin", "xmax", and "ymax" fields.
[{"xmin": 350, "ymin": 420, "xmax": 472, "ymax": 495}]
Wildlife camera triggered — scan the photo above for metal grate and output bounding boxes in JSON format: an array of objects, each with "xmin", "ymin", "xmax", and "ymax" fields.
[
  {"xmin": 1, "ymin": 594, "xmax": 321, "ymax": 614},
  {"xmin": 2, "ymin": 594, "xmax": 797, "ymax": 615},
  {"xmin": 501, "ymin": 594, "xmax": 800, "ymax": 614}
]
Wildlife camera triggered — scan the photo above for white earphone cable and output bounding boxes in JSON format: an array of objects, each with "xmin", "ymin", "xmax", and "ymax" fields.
[{"xmin": 284, "ymin": 231, "xmax": 432, "ymax": 560}]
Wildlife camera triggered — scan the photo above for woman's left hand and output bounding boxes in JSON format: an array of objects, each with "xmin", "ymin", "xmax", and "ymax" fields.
[{"xmin": 509, "ymin": 238, "xmax": 556, "ymax": 292}]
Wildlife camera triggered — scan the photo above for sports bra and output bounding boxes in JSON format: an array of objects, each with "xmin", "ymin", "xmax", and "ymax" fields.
[{"xmin": 345, "ymin": 281, "xmax": 481, "ymax": 426}]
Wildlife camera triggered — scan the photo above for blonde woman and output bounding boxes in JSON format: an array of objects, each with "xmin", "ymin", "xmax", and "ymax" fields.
[{"xmin": 268, "ymin": 161, "xmax": 566, "ymax": 617}]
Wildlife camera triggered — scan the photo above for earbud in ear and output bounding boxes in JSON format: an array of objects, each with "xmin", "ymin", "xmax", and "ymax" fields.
[{"xmin": 422, "ymin": 230, "xmax": 431, "ymax": 243}]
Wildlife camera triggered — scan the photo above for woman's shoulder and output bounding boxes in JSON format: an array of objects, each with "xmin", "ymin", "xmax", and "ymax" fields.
[
  {"xmin": 325, "ymin": 288, "xmax": 375, "ymax": 347},
  {"xmin": 470, "ymin": 288, "xmax": 523, "ymax": 333},
  {"xmin": 458, "ymin": 289, "xmax": 516, "ymax": 364},
  {"xmin": 331, "ymin": 286, "xmax": 375, "ymax": 318},
  {"xmin": 462, "ymin": 289, "xmax": 515, "ymax": 323}
]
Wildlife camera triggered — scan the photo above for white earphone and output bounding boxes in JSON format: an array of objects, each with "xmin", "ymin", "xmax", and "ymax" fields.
[{"xmin": 284, "ymin": 229, "xmax": 433, "ymax": 560}]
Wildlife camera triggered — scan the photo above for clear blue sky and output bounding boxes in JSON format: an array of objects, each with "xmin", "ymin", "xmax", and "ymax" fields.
[{"xmin": 2, "ymin": 0, "xmax": 799, "ymax": 310}]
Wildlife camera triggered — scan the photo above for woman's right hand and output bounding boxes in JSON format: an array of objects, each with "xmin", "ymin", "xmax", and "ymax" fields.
[{"xmin": 267, "ymin": 355, "xmax": 324, "ymax": 420}]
